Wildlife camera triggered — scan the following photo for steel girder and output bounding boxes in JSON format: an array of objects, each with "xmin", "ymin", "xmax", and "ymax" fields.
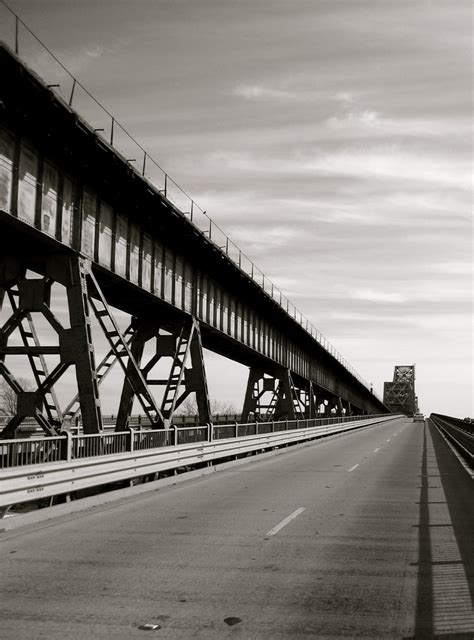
[
  {"xmin": 0, "ymin": 254, "xmax": 213, "ymax": 437},
  {"xmin": 114, "ymin": 317, "xmax": 211, "ymax": 430},
  {"xmin": 241, "ymin": 368, "xmax": 327, "ymax": 422},
  {"xmin": 383, "ymin": 365, "xmax": 416, "ymax": 415}
]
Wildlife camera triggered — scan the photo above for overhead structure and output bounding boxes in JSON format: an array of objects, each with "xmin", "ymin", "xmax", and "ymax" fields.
[
  {"xmin": 0, "ymin": 42, "xmax": 389, "ymax": 437},
  {"xmin": 383, "ymin": 365, "xmax": 417, "ymax": 416}
]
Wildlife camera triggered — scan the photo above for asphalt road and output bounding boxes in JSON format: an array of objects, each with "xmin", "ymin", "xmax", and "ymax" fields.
[{"xmin": 1, "ymin": 418, "xmax": 473, "ymax": 639}]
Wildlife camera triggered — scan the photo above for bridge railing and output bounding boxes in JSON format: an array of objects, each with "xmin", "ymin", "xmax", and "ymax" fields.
[
  {"xmin": 0, "ymin": 3, "xmax": 382, "ymax": 400},
  {"xmin": 0, "ymin": 414, "xmax": 392, "ymax": 469},
  {"xmin": 0, "ymin": 435, "xmax": 64, "ymax": 468},
  {"xmin": 429, "ymin": 413, "xmax": 473, "ymax": 469}
]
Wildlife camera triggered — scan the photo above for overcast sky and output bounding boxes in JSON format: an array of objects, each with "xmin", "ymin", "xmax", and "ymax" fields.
[{"xmin": 1, "ymin": 0, "xmax": 472, "ymax": 416}]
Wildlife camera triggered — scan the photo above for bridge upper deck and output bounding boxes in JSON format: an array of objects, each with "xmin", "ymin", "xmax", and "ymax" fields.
[{"xmin": 0, "ymin": 42, "xmax": 386, "ymax": 414}]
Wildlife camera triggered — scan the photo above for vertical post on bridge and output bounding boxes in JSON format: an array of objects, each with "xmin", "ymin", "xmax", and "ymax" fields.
[
  {"xmin": 116, "ymin": 329, "xmax": 147, "ymax": 432},
  {"xmin": 15, "ymin": 16, "xmax": 19, "ymax": 55},
  {"xmin": 241, "ymin": 368, "xmax": 298, "ymax": 423},
  {"xmin": 64, "ymin": 256, "xmax": 103, "ymax": 434}
]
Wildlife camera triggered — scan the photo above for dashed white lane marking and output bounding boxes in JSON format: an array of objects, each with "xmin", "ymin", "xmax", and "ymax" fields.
[
  {"xmin": 348, "ymin": 464, "xmax": 359, "ymax": 472},
  {"xmin": 266, "ymin": 507, "xmax": 306, "ymax": 536},
  {"xmin": 373, "ymin": 448, "xmax": 380, "ymax": 452},
  {"xmin": 386, "ymin": 439, "xmax": 391, "ymax": 442}
]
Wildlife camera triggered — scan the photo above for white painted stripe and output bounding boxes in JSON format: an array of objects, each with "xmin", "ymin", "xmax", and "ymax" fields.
[
  {"xmin": 266, "ymin": 507, "xmax": 306, "ymax": 536},
  {"xmin": 386, "ymin": 439, "xmax": 391, "ymax": 442},
  {"xmin": 373, "ymin": 448, "xmax": 380, "ymax": 452},
  {"xmin": 348, "ymin": 464, "xmax": 359, "ymax": 472}
]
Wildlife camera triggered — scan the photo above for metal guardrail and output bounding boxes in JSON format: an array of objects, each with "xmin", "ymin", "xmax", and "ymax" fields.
[
  {"xmin": 0, "ymin": 0, "xmax": 382, "ymax": 398},
  {"xmin": 1, "ymin": 414, "xmax": 392, "ymax": 470},
  {"xmin": 0, "ymin": 414, "xmax": 242, "ymax": 436},
  {"xmin": 430, "ymin": 413, "xmax": 473, "ymax": 469},
  {"xmin": 0, "ymin": 415, "xmax": 402, "ymax": 508}
]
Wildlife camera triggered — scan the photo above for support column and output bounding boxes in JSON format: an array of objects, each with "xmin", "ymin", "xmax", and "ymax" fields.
[
  {"xmin": 116, "ymin": 328, "xmax": 147, "ymax": 431},
  {"xmin": 276, "ymin": 369, "xmax": 297, "ymax": 420},
  {"xmin": 241, "ymin": 368, "xmax": 300, "ymax": 422},
  {"xmin": 0, "ymin": 258, "xmax": 69, "ymax": 437},
  {"xmin": 63, "ymin": 256, "xmax": 103, "ymax": 434},
  {"xmin": 326, "ymin": 395, "xmax": 343, "ymax": 416},
  {"xmin": 186, "ymin": 321, "xmax": 211, "ymax": 426},
  {"xmin": 241, "ymin": 367, "xmax": 264, "ymax": 422},
  {"xmin": 306, "ymin": 380, "xmax": 318, "ymax": 418},
  {"xmin": 160, "ymin": 319, "xmax": 211, "ymax": 427}
]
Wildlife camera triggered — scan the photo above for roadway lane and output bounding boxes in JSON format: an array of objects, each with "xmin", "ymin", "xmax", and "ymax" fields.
[{"xmin": 1, "ymin": 418, "xmax": 473, "ymax": 639}]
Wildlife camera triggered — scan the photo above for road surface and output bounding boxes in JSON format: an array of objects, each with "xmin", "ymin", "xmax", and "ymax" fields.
[{"xmin": 1, "ymin": 418, "xmax": 473, "ymax": 639}]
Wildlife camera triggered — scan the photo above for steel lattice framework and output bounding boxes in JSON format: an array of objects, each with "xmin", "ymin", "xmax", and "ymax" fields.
[
  {"xmin": 383, "ymin": 365, "xmax": 417, "ymax": 416},
  {"xmin": 0, "ymin": 43, "xmax": 389, "ymax": 438}
]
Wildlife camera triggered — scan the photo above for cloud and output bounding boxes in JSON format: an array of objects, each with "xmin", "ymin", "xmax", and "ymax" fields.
[
  {"xmin": 65, "ymin": 44, "xmax": 105, "ymax": 72},
  {"xmin": 232, "ymin": 84, "xmax": 298, "ymax": 101},
  {"xmin": 351, "ymin": 288, "xmax": 407, "ymax": 304},
  {"xmin": 325, "ymin": 109, "xmax": 472, "ymax": 139},
  {"xmin": 327, "ymin": 109, "xmax": 381, "ymax": 129},
  {"xmin": 423, "ymin": 262, "xmax": 473, "ymax": 276},
  {"xmin": 304, "ymin": 146, "xmax": 471, "ymax": 189},
  {"xmin": 333, "ymin": 91, "xmax": 356, "ymax": 104}
]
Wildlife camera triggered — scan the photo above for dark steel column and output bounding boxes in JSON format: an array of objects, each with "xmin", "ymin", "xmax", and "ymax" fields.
[{"xmin": 64, "ymin": 256, "xmax": 103, "ymax": 434}]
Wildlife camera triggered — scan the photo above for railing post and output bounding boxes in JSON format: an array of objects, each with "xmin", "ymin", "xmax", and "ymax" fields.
[
  {"xmin": 172, "ymin": 425, "xmax": 178, "ymax": 446},
  {"xmin": 272, "ymin": 421, "xmax": 275, "ymax": 433},
  {"xmin": 15, "ymin": 16, "xmax": 19, "ymax": 55},
  {"xmin": 60, "ymin": 431, "xmax": 72, "ymax": 462},
  {"xmin": 208, "ymin": 422, "xmax": 213, "ymax": 442},
  {"xmin": 127, "ymin": 426, "xmax": 134, "ymax": 453},
  {"xmin": 69, "ymin": 78, "xmax": 76, "ymax": 106},
  {"xmin": 235, "ymin": 422, "xmax": 239, "ymax": 439}
]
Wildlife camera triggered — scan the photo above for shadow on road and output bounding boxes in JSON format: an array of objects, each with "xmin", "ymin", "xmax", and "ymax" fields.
[
  {"xmin": 409, "ymin": 421, "xmax": 473, "ymax": 640},
  {"xmin": 429, "ymin": 420, "xmax": 474, "ymax": 607}
]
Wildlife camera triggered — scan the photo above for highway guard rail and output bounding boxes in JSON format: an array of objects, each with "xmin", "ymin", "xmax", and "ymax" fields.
[
  {"xmin": 0, "ymin": 414, "xmax": 401, "ymax": 508},
  {"xmin": 430, "ymin": 413, "xmax": 473, "ymax": 469}
]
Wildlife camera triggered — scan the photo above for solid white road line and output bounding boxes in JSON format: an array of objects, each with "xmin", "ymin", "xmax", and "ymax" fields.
[
  {"xmin": 348, "ymin": 464, "xmax": 359, "ymax": 472},
  {"xmin": 266, "ymin": 507, "xmax": 306, "ymax": 536}
]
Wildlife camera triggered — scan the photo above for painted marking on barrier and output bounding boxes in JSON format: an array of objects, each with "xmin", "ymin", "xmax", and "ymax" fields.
[
  {"xmin": 348, "ymin": 464, "xmax": 359, "ymax": 472},
  {"xmin": 373, "ymin": 448, "xmax": 380, "ymax": 452},
  {"xmin": 266, "ymin": 507, "xmax": 306, "ymax": 536}
]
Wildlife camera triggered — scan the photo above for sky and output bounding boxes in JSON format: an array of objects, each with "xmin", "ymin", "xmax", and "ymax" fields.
[{"xmin": 0, "ymin": 0, "xmax": 472, "ymax": 417}]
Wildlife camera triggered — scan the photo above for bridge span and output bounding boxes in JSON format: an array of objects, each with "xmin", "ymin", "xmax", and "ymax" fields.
[
  {"xmin": 0, "ymin": 38, "xmax": 388, "ymax": 440},
  {"xmin": 1, "ymin": 416, "xmax": 473, "ymax": 638}
]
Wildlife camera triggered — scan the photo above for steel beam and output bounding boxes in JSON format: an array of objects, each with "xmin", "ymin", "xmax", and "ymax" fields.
[
  {"xmin": 85, "ymin": 267, "xmax": 163, "ymax": 428},
  {"xmin": 160, "ymin": 319, "xmax": 211, "ymax": 427},
  {"xmin": 242, "ymin": 368, "xmax": 305, "ymax": 422},
  {"xmin": 64, "ymin": 256, "xmax": 103, "ymax": 434}
]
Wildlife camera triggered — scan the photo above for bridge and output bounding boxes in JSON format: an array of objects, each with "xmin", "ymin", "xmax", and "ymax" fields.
[
  {"xmin": 0, "ymin": 39, "xmax": 387, "ymax": 438},
  {"xmin": 0, "ymin": 17, "xmax": 473, "ymax": 640}
]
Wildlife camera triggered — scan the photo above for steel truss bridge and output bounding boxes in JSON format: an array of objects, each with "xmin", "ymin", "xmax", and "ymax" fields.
[{"xmin": 0, "ymin": 41, "xmax": 388, "ymax": 440}]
